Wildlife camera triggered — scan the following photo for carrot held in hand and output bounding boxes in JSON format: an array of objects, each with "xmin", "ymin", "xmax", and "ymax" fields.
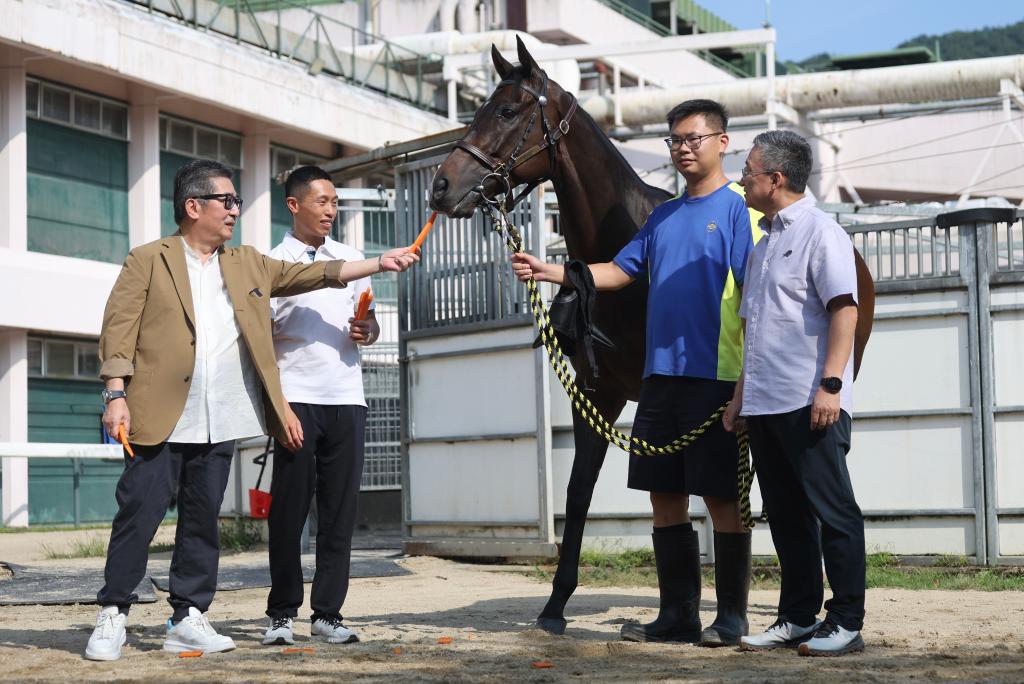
[
  {"xmin": 410, "ymin": 211, "xmax": 438, "ymax": 253},
  {"xmin": 118, "ymin": 424, "xmax": 135, "ymax": 458},
  {"xmin": 355, "ymin": 288, "xmax": 374, "ymax": 321}
]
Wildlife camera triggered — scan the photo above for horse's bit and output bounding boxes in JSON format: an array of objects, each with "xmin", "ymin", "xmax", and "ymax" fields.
[{"xmin": 454, "ymin": 71, "xmax": 578, "ymax": 211}]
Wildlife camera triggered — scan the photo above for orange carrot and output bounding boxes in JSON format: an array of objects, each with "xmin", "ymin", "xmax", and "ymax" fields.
[
  {"xmin": 355, "ymin": 288, "xmax": 374, "ymax": 321},
  {"xmin": 436, "ymin": 636, "xmax": 453, "ymax": 644},
  {"xmin": 283, "ymin": 647, "xmax": 315, "ymax": 654},
  {"xmin": 410, "ymin": 211, "xmax": 438, "ymax": 253},
  {"xmin": 118, "ymin": 424, "xmax": 135, "ymax": 458},
  {"xmin": 178, "ymin": 651, "xmax": 203, "ymax": 658},
  {"xmin": 531, "ymin": 660, "xmax": 554, "ymax": 669}
]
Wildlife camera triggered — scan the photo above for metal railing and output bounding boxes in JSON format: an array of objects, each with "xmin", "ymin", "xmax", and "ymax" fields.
[
  {"xmin": 120, "ymin": 0, "xmax": 442, "ymax": 113},
  {"xmin": 594, "ymin": 0, "xmax": 753, "ymax": 78}
]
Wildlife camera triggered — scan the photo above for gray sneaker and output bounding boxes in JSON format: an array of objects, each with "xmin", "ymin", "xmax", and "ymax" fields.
[
  {"xmin": 311, "ymin": 616, "xmax": 358, "ymax": 644},
  {"xmin": 262, "ymin": 616, "xmax": 295, "ymax": 646},
  {"xmin": 740, "ymin": 618, "xmax": 821, "ymax": 651},
  {"xmin": 798, "ymin": 619, "xmax": 864, "ymax": 657}
]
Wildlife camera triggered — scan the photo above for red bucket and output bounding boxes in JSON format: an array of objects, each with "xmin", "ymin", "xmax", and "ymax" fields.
[{"xmin": 248, "ymin": 488, "xmax": 272, "ymax": 519}]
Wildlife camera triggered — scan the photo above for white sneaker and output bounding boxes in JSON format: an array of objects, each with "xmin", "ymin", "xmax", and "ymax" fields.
[
  {"xmin": 740, "ymin": 618, "xmax": 821, "ymax": 651},
  {"xmin": 262, "ymin": 616, "xmax": 295, "ymax": 646},
  {"xmin": 84, "ymin": 605, "xmax": 127, "ymax": 661},
  {"xmin": 311, "ymin": 616, "xmax": 358, "ymax": 644},
  {"xmin": 163, "ymin": 607, "xmax": 236, "ymax": 654},
  {"xmin": 798, "ymin": 619, "xmax": 864, "ymax": 656}
]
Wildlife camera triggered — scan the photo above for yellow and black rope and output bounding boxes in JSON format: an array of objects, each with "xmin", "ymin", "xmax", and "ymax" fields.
[{"xmin": 489, "ymin": 210, "xmax": 756, "ymax": 529}]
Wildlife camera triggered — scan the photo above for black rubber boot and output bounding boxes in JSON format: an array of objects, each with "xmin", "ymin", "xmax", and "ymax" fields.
[
  {"xmin": 699, "ymin": 530, "xmax": 751, "ymax": 647},
  {"xmin": 621, "ymin": 524, "xmax": 702, "ymax": 643}
]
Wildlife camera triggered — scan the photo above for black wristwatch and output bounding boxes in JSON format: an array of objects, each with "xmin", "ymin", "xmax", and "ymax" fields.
[
  {"xmin": 820, "ymin": 377, "xmax": 843, "ymax": 394},
  {"xmin": 101, "ymin": 389, "xmax": 127, "ymax": 404}
]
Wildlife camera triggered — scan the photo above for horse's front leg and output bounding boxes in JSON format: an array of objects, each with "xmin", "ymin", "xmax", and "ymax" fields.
[{"xmin": 537, "ymin": 385, "xmax": 627, "ymax": 634}]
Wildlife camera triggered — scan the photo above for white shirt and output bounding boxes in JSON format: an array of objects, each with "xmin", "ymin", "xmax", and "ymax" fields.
[
  {"xmin": 268, "ymin": 232, "xmax": 373, "ymax": 406},
  {"xmin": 739, "ymin": 196, "xmax": 858, "ymax": 416},
  {"xmin": 169, "ymin": 238, "xmax": 267, "ymax": 443}
]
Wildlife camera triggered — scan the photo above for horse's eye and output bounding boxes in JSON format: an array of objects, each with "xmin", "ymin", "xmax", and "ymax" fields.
[{"xmin": 497, "ymin": 106, "xmax": 517, "ymax": 119}]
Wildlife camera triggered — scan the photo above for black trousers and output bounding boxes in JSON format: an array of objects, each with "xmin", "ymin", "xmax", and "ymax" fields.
[
  {"xmin": 97, "ymin": 440, "xmax": 234, "ymax": 621},
  {"xmin": 747, "ymin": 405, "xmax": 865, "ymax": 631},
  {"xmin": 267, "ymin": 403, "xmax": 366, "ymax": 622}
]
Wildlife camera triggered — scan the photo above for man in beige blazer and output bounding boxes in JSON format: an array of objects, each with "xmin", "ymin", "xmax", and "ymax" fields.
[{"xmin": 84, "ymin": 159, "xmax": 418, "ymax": 661}]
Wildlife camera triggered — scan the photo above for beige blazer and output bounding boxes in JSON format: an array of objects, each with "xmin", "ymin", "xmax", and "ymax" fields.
[{"xmin": 99, "ymin": 235, "xmax": 345, "ymax": 445}]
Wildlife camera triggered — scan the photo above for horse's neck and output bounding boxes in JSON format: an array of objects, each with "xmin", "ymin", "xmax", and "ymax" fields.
[{"xmin": 550, "ymin": 112, "xmax": 658, "ymax": 263}]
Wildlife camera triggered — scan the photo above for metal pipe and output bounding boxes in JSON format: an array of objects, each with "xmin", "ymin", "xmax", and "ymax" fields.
[{"xmin": 582, "ymin": 55, "xmax": 1024, "ymax": 126}]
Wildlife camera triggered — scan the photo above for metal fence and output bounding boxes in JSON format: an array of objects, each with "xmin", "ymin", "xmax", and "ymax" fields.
[
  {"xmin": 396, "ymin": 159, "xmax": 542, "ymax": 333},
  {"xmin": 121, "ymin": 0, "xmax": 441, "ymax": 113}
]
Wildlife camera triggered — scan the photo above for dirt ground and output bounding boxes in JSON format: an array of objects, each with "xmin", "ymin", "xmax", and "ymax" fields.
[{"xmin": 2, "ymin": 544, "xmax": 1023, "ymax": 684}]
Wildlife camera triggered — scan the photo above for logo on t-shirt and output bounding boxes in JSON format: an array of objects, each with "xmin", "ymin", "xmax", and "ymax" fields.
[{"xmin": 706, "ymin": 221, "xmax": 718, "ymax": 232}]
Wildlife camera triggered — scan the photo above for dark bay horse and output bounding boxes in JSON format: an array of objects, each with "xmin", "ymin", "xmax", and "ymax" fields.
[{"xmin": 429, "ymin": 37, "xmax": 875, "ymax": 635}]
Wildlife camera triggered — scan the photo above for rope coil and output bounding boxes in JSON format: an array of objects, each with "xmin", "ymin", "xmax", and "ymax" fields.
[{"xmin": 484, "ymin": 206, "xmax": 757, "ymax": 530}]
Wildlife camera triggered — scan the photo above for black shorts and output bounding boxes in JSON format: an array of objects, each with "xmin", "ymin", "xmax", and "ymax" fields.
[{"xmin": 627, "ymin": 374, "xmax": 740, "ymax": 498}]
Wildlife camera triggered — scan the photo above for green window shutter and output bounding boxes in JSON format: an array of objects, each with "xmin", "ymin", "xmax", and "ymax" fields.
[
  {"xmin": 160, "ymin": 151, "xmax": 241, "ymax": 247},
  {"xmin": 27, "ymin": 119, "xmax": 129, "ymax": 264},
  {"xmin": 27, "ymin": 378, "xmax": 124, "ymax": 524}
]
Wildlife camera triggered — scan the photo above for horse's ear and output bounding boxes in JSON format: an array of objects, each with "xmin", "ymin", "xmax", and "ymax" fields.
[
  {"xmin": 491, "ymin": 44, "xmax": 515, "ymax": 80},
  {"xmin": 516, "ymin": 35, "xmax": 540, "ymax": 78}
]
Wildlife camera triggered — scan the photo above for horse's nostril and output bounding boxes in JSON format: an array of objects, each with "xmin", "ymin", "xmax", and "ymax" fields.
[{"xmin": 432, "ymin": 176, "xmax": 449, "ymax": 198}]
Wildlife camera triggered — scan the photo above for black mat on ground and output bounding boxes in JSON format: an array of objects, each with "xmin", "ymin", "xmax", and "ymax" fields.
[
  {"xmin": 0, "ymin": 551, "xmax": 407, "ymax": 605},
  {"xmin": 148, "ymin": 551, "xmax": 409, "ymax": 592},
  {"xmin": 0, "ymin": 562, "xmax": 156, "ymax": 606}
]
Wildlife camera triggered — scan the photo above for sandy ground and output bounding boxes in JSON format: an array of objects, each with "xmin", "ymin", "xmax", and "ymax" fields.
[{"xmin": 1, "ymin": 547, "xmax": 1023, "ymax": 683}]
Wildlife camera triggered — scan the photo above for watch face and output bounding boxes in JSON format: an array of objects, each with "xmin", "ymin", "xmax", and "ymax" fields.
[{"xmin": 822, "ymin": 377, "xmax": 842, "ymax": 393}]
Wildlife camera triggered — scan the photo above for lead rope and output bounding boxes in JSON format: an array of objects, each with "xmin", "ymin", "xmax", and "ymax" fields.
[{"xmin": 483, "ymin": 204, "xmax": 757, "ymax": 530}]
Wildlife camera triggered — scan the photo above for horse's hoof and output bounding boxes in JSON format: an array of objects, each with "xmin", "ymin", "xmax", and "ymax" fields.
[{"xmin": 536, "ymin": 616, "xmax": 567, "ymax": 635}]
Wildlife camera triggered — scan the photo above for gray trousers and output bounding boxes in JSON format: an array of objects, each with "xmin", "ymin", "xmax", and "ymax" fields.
[{"xmin": 97, "ymin": 440, "xmax": 234, "ymax": 621}]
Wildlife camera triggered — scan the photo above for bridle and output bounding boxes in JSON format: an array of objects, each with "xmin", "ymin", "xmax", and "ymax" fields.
[{"xmin": 454, "ymin": 70, "xmax": 578, "ymax": 211}]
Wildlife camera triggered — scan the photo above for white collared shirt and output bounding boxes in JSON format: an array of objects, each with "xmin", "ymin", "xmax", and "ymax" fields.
[
  {"xmin": 268, "ymin": 232, "xmax": 373, "ymax": 406},
  {"xmin": 739, "ymin": 196, "xmax": 858, "ymax": 416},
  {"xmin": 168, "ymin": 238, "xmax": 267, "ymax": 443}
]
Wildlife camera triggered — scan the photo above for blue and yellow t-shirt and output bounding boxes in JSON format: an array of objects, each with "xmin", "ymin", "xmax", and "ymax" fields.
[{"xmin": 613, "ymin": 181, "xmax": 763, "ymax": 381}]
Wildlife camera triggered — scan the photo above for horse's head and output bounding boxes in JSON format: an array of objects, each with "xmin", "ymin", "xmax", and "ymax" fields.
[{"xmin": 430, "ymin": 36, "xmax": 577, "ymax": 218}]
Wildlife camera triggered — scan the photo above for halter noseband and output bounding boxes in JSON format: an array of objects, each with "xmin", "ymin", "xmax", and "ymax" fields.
[{"xmin": 454, "ymin": 71, "xmax": 578, "ymax": 211}]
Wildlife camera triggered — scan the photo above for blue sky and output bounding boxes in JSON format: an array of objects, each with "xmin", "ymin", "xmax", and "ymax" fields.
[{"xmin": 702, "ymin": 1, "xmax": 1024, "ymax": 62}]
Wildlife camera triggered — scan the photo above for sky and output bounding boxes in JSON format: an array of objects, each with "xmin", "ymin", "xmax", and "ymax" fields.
[{"xmin": 701, "ymin": 1, "xmax": 1024, "ymax": 62}]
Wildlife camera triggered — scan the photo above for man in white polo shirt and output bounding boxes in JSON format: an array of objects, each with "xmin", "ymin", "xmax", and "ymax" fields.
[
  {"xmin": 725, "ymin": 130, "xmax": 865, "ymax": 657},
  {"xmin": 261, "ymin": 166, "xmax": 379, "ymax": 646}
]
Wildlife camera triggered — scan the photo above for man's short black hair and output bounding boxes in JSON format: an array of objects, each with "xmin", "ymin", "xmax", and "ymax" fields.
[
  {"xmin": 665, "ymin": 99, "xmax": 729, "ymax": 132},
  {"xmin": 284, "ymin": 165, "xmax": 333, "ymax": 199},
  {"xmin": 173, "ymin": 159, "xmax": 233, "ymax": 225},
  {"xmin": 752, "ymin": 130, "xmax": 814, "ymax": 193}
]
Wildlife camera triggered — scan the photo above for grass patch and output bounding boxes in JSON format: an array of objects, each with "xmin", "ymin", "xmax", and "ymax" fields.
[
  {"xmin": 43, "ymin": 535, "xmax": 108, "ymax": 560},
  {"xmin": 219, "ymin": 518, "xmax": 263, "ymax": 553},
  {"xmin": 526, "ymin": 550, "xmax": 1024, "ymax": 592}
]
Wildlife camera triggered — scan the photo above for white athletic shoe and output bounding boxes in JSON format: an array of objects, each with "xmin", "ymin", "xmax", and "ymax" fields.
[
  {"xmin": 311, "ymin": 616, "xmax": 359, "ymax": 644},
  {"xmin": 740, "ymin": 618, "xmax": 821, "ymax": 651},
  {"xmin": 163, "ymin": 607, "xmax": 236, "ymax": 654},
  {"xmin": 798, "ymin": 619, "xmax": 865, "ymax": 656},
  {"xmin": 262, "ymin": 616, "xmax": 295, "ymax": 646},
  {"xmin": 84, "ymin": 605, "xmax": 127, "ymax": 661}
]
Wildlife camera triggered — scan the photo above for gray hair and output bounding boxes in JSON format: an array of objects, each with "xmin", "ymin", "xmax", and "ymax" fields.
[
  {"xmin": 751, "ymin": 130, "xmax": 813, "ymax": 193},
  {"xmin": 173, "ymin": 159, "xmax": 233, "ymax": 224}
]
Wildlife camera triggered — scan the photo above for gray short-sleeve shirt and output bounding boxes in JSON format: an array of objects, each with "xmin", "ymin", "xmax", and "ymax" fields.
[{"xmin": 739, "ymin": 196, "xmax": 858, "ymax": 416}]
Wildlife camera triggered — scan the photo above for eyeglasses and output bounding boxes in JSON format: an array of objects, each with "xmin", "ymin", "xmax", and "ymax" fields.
[
  {"xmin": 663, "ymin": 131, "xmax": 724, "ymax": 151},
  {"xmin": 191, "ymin": 193, "xmax": 244, "ymax": 211},
  {"xmin": 740, "ymin": 167, "xmax": 776, "ymax": 179}
]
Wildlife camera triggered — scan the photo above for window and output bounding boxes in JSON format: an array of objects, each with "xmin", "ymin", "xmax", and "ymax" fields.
[
  {"xmin": 271, "ymin": 145, "xmax": 325, "ymax": 177},
  {"xmin": 26, "ymin": 78, "xmax": 128, "ymax": 140},
  {"xmin": 160, "ymin": 115, "xmax": 243, "ymax": 168},
  {"xmin": 27, "ymin": 337, "xmax": 101, "ymax": 380}
]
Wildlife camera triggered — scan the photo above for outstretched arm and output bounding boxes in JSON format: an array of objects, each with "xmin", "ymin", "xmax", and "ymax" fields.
[{"xmin": 511, "ymin": 253, "xmax": 634, "ymax": 290}]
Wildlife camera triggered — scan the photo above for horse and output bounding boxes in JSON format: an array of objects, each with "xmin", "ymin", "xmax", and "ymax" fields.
[{"xmin": 428, "ymin": 37, "xmax": 875, "ymax": 635}]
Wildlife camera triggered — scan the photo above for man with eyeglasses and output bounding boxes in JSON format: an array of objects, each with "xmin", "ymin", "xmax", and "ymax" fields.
[
  {"xmin": 728, "ymin": 130, "xmax": 864, "ymax": 657},
  {"xmin": 85, "ymin": 159, "xmax": 418, "ymax": 661},
  {"xmin": 512, "ymin": 99, "xmax": 762, "ymax": 646}
]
